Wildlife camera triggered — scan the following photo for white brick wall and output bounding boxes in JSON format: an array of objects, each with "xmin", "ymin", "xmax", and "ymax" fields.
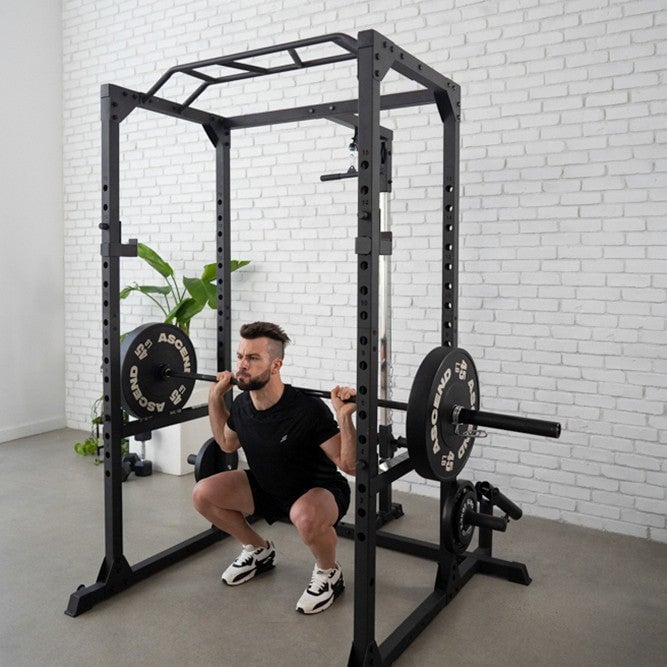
[{"xmin": 63, "ymin": 0, "xmax": 667, "ymax": 542}]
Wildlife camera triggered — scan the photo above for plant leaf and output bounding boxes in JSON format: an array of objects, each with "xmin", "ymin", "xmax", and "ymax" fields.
[
  {"xmin": 138, "ymin": 243, "xmax": 173, "ymax": 278},
  {"xmin": 170, "ymin": 297, "xmax": 205, "ymax": 327},
  {"xmin": 230, "ymin": 259, "xmax": 250, "ymax": 272},
  {"xmin": 120, "ymin": 284, "xmax": 172, "ymax": 300},
  {"xmin": 204, "ymin": 281, "xmax": 217, "ymax": 309},
  {"xmin": 137, "ymin": 285, "xmax": 172, "ymax": 296},
  {"xmin": 201, "ymin": 260, "xmax": 250, "ymax": 281},
  {"xmin": 183, "ymin": 277, "xmax": 208, "ymax": 305},
  {"xmin": 201, "ymin": 263, "xmax": 216, "ymax": 282},
  {"xmin": 119, "ymin": 285, "xmax": 135, "ymax": 299}
]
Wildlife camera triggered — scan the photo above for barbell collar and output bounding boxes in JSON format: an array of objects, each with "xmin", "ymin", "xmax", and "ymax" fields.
[{"xmin": 454, "ymin": 406, "xmax": 561, "ymax": 439}]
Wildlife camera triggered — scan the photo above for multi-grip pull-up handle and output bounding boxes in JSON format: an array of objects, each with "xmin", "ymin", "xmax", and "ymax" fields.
[{"xmin": 161, "ymin": 365, "xmax": 561, "ymax": 439}]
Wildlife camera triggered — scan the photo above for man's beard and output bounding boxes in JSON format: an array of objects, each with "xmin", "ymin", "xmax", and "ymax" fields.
[{"xmin": 235, "ymin": 368, "xmax": 271, "ymax": 391}]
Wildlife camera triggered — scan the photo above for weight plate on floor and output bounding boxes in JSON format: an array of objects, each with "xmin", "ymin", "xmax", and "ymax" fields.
[
  {"xmin": 120, "ymin": 322, "xmax": 197, "ymax": 418},
  {"xmin": 406, "ymin": 347, "xmax": 479, "ymax": 481},
  {"xmin": 443, "ymin": 479, "xmax": 477, "ymax": 554}
]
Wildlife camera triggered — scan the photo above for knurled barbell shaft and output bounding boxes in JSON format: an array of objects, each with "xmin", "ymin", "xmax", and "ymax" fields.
[
  {"xmin": 164, "ymin": 368, "xmax": 220, "ymax": 384},
  {"xmin": 163, "ymin": 366, "xmax": 410, "ymax": 411}
]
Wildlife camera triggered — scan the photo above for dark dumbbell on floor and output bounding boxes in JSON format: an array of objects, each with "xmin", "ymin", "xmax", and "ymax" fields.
[{"xmin": 121, "ymin": 453, "xmax": 153, "ymax": 481}]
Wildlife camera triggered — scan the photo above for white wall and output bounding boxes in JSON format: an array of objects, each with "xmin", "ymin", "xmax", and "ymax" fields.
[
  {"xmin": 63, "ymin": 0, "xmax": 667, "ymax": 541},
  {"xmin": 0, "ymin": 1, "xmax": 65, "ymax": 442}
]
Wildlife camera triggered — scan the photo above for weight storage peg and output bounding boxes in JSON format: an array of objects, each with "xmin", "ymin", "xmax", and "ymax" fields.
[
  {"xmin": 442, "ymin": 479, "xmax": 516, "ymax": 555},
  {"xmin": 118, "ymin": 323, "xmax": 562, "ymax": 484},
  {"xmin": 187, "ymin": 437, "xmax": 239, "ymax": 482}
]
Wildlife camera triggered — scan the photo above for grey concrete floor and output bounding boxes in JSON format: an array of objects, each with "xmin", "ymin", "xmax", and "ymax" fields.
[{"xmin": 0, "ymin": 429, "xmax": 665, "ymax": 666}]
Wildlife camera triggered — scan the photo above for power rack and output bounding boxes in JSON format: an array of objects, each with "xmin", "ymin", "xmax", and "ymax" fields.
[{"xmin": 67, "ymin": 30, "xmax": 464, "ymax": 666}]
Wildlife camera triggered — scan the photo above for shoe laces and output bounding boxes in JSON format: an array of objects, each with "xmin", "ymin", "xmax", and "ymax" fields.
[
  {"xmin": 307, "ymin": 566, "xmax": 335, "ymax": 594},
  {"xmin": 234, "ymin": 544, "xmax": 260, "ymax": 566}
]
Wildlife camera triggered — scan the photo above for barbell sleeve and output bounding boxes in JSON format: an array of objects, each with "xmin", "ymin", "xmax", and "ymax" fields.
[{"xmin": 454, "ymin": 406, "xmax": 561, "ymax": 439}]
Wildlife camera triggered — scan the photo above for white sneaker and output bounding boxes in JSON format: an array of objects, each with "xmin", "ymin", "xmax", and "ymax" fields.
[
  {"xmin": 221, "ymin": 541, "xmax": 276, "ymax": 586},
  {"xmin": 296, "ymin": 562, "xmax": 344, "ymax": 614}
]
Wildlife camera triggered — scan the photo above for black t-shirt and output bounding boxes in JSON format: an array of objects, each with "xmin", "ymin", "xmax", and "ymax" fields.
[{"xmin": 227, "ymin": 384, "xmax": 344, "ymax": 503}]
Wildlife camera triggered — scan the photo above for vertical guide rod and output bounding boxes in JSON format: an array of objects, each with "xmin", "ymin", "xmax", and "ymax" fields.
[{"xmin": 378, "ymin": 191, "xmax": 392, "ymax": 427}]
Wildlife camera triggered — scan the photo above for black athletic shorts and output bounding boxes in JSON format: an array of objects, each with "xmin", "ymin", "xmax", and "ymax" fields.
[{"xmin": 245, "ymin": 469, "xmax": 350, "ymax": 526}]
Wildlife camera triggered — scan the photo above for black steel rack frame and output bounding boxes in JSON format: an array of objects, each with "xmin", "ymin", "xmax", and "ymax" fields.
[{"xmin": 67, "ymin": 30, "xmax": 463, "ymax": 667}]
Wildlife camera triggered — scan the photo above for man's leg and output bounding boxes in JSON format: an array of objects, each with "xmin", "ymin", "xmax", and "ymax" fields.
[
  {"xmin": 291, "ymin": 488, "xmax": 345, "ymax": 614},
  {"xmin": 289, "ymin": 488, "xmax": 340, "ymax": 569},
  {"xmin": 192, "ymin": 470, "xmax": 267, "ymax": 548}
]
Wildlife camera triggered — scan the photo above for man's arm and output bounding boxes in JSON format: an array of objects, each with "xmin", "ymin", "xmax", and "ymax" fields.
[
  {"xmin": 208, "ymin": 371, "xmax": 241, "ymax": 454},
  {"xmin": 321, "ymin": 386, "xmax": 357, "ymax": 475}
]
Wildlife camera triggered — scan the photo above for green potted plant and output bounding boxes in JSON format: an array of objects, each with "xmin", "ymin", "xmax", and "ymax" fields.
[{"xmin": 119, "ymin": 243, "xmax": 250, "ymax": 335}]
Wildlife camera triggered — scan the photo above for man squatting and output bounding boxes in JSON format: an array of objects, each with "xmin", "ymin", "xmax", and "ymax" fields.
[{"xmin": 192, "ymin": 321, "xmax": 357, "ymax": 614}]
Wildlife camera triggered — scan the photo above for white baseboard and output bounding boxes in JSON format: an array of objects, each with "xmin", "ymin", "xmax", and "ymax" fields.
[{"xmin": 0, "ymin": 417, "xmax": 67, "ymax": 444}]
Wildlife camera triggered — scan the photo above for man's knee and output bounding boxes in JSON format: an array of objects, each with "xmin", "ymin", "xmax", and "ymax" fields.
[
  {"xmin": 191, "ymin": 478, "xmax": 211, "ymax": 513},
  {"xmin": 192, "ymin": 470, "xmax": 255, "ymax": 517},
  {"xmin": 290, "ymin": 490, "xmax": 336, "ymax": 539},
  {"xmin": 290, "ymin": 508, "xmax": 321, "ymax": 541}
]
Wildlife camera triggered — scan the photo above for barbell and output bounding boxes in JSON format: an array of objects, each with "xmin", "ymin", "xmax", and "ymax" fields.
[{"xmin": 120, "ymin": 322, "xmax": 561, "ymax": 482}]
